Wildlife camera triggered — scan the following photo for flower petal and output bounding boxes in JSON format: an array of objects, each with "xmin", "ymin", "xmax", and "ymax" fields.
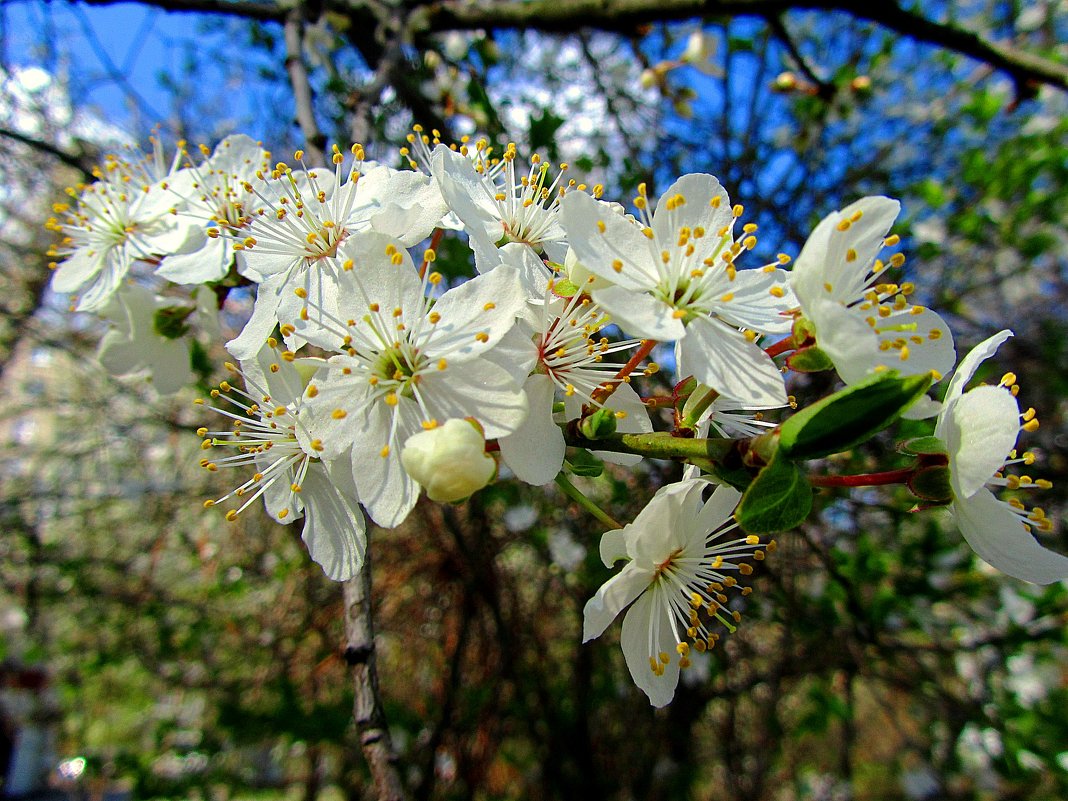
[
  {"xmin": 620, "ymin": 588, "xmax": 681, "ymax": 707},
  {"xmin": 943, "ymin": 384, "xmax": 1019, "ymax": 500},
  {"xmin": 592, "ymin": 285, "xmax": 685, "ymax": 341},
  {"xmin": 498, "ymin": 374, "xmax": 565, "ymax": 485},
  {"xmin": 301, "ymin": 463, "xmax": 368, "ymax": 581},
  {"xmin": 792, "ymin": 196, "xmax": 900, "ymax": 309},
  {"xmin": 942, "ymin": 330, "xmax": 1013, "ymax": 408},
  {"xmin": 559, "ymin": 190, "xmax": 659, "ymax": 290},
  {"xmin": 677, "ymin": 316, "xmax": 786, "ymax": 405},
  {"xmin": 953, "ymin": 487, "xmax": 1068, "ymax": 585},
  {"xmin": 651, "ymin": 173, "xmax": 733, "ymax": 248},
  {"xmin": 582, "ymin": 561, "xmax": 653, "ymax": 642}
]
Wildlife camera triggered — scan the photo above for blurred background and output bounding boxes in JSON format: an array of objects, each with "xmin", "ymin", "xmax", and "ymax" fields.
[{"xmin": 1, "ymin": 1, "xmax": 1067, "ymax": 799}]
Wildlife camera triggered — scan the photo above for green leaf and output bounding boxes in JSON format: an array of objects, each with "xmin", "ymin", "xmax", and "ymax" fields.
[
  {"xmin": 528, "ymin": 109, "xmax": 565, "ymax": 157},
  {"xmin": 153, "ymin": 305, "xmax": 194, "ymax": 339},
  {"xmin": 736, "ymin": 454, "xmax": 812, "ymax": 535},
  {"xmin": 899, "ymin": 435, "xmax": 948, "ymax": 456},
  {"xmin": 567, "ymin": 449, "xmax": 604, "ymax": 477},
  {"xmin": 779, "ymin": 372, "xmax": 933, "ymax": 461},
  {"xmin": 786, "ymin": 346, "xmax": 834, "ymax": 373}
]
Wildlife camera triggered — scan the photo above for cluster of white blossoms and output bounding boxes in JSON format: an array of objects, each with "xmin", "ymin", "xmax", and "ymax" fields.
[{"xmin": 47, "ymin": 128, "xmax": 1068, "ymax": 707}]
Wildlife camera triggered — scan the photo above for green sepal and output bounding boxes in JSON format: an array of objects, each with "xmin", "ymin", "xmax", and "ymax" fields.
[
  {"xmin": 578, "ymin": 408, "xmax": 617, "ymax": 440},
  {"xmin": 786, "ymin": 346, "xmax": 835, "ymax": 373},
  {"xmin": 566, "ymin": 449, "xmax": 604, "ymax": 477},
  {"xmin": 680, "ymin": 381, "xmax": 719, "ymax": 428},
  {"xmin": 792, "ymin": 317, "xmax": 817, "ymax": 347},
  {"xmin": 153, "ymin": 305, "xmax": 195, "ymax": 339},
  {"xmin": 898, "ymin": 435, "xmax": 948, "ymax": 456},
  {"xmin": 736, "ymin": 453, "xmax": 813, "ymax": 535},
  {"xmin": 907, "ymin": 465, "xmax": 953, "ymax": 503},
  {"xmin": 779, "ymin": 372, "xmax": 934, "ymax": 461},
  {"xmin": 550, "ymin": 278, "xmax": 580, "ymax": 298}
]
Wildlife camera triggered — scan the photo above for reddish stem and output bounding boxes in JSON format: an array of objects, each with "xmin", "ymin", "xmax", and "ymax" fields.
[
  {"xmin": 764, "ymin": 336, "xmax": 795, "ymax": 358},
  {"xmin": 419, "ymin": 228, "xmax": 445, "ymax": 279},
  {"xmin": 809, "ymin": 467, "xmax": 914, "ymax": 488},
  {"xmin": 592, "ymin": 339, "xmax": 658, "ymax": 405}
]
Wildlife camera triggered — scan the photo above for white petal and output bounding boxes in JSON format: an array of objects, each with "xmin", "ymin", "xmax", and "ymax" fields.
[
  {"xmin": 808, "ymin": 296, "xmax": 881, "ymax": 385},
  {"xmin": 592, "ymin": 285, "xmax": 685, "ymax": 341},
  {"xmin": 417, "ymin": 359, "xmax": 528, "ymax": 439},
  {"xmin": 431, "ymin": 146, "xmax": 503, "ymax": 243},
  {"xmin": 582, "ymin": 562, "xmax": 652, "ymax": 642},
  {"xmin": 942, "ymin": 330, "xmax": 1013, "ymax": 408},
  {"xmin": 599, "ymin": 528, "xmax": 630, "ymax": 567},
  {"xmin": 368, "ymin": 170, "xmax": 449, "ymax": 246},
  {"xmin": 352, "ymin": 413, "xmax": 421, "ymax": 528},
  {"xmin": 944, "ymin": 385, "xmax": 1019, "ymax": 499},
  {"xmin": 593, "ymin": 382, "xmax": 652, "ymax": 467},
  {"xmin": 627, "ymin": 479, "xmax": 706, "ymax": 566},
  {"xmin": 953, "ymin": 487, "xmax": 1068, "ymax": 585},
  {"xmin": 300, "ymin": 463, "xmax": 367, "ymax": 581},
  {"xmin": 652, "ymin": 173, "xmax": 733, "ymax": 247},
  {"xmin": 710, "ymin": 267, "xmax": 796, "ymax": 334},
  {"xmin": 425, "ymin": 265, "xmax": 526, "ymax": 359},
  {"xmin": 226, "ymin": 275, "xmax": 286, "ymax": 361},
  {"xmin": 792, "ymin": 196, "xmax": 900, "ymax": 309},
  {"xmin": 620, "ymin": 589, "xmax": 681, "ymax": 707},
  {"xmin": 52, "ymin": 249, "xmax": 106, "ymax": 293},
  {"xmin": 693, "ymin": 484, "xmax": 743, "ymax": 536},
  {"xmin": 155, "ymin": 236, "xmax": 229, "ymax": 284},
  {"xmin": 559, "ymin": 191, "xmax": 658, "ymax": 291},
  {"xmin": 678, "ymin": 316, "xmax": 786, "ymax": 405},
  {"xmin": 498, "ymin": 374, "xmax": 565, "ymax": 485}
]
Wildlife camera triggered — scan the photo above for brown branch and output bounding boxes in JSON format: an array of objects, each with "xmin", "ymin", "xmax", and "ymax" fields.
[
  {"xmin": 0, "ymin": 126, "xmax": 94, "ymax": 180},
  {"xmin": 341, "ymin": 542, "xmax": 410, "ymax": 801},
  {"xmin": 76, "ymin": 0, "xmax": 1068, "ymax": 97},
  {"xmin": 284, "ymin": 6, "xmax": 328, "ymax": 164}
]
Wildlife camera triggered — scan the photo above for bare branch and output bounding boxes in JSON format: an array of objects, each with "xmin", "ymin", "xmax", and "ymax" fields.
[
  {"xmin": 0, "ymin": 126, "xmax": 94, "ymax": 180},
  {"xmin": 284, "ymin": 6, "xmax": 328, "ymax": 164},
  {"xmin": 341, "ymin": 543, "xmax": 410, "ymax": 801},
  {"xmin": 76, "ymin": 0, "xmax": 1068, "ymax": 98}
]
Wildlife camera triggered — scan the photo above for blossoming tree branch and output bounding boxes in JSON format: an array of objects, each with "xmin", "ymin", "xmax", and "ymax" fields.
[{"xmin": 44, "ymin": 127, "xmax": 1068, "ymax": 780}]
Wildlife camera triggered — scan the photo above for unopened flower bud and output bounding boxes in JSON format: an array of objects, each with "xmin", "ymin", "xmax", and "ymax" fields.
[
  {"xmin": 565, "ymin": 247, "xmax": 613, "ymax": 292},
  {"xmin": 579, "ymin": 407, "xmax": 618, "ymax": 440},
  {"xmin": 401, "ymin": 418, "xmax": 496, "ymax": 502},
  {"xmin": 851, "ymin": 75, "xmax": 872, "ymax": 93},
  {"xmin": 775, "ymin": 71, "xmax": 797, "ymax": 91}
]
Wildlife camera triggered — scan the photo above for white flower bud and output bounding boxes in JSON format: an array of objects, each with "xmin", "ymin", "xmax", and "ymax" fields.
[{"xmin": 401, "ymin": 418, "xmax": 496, "ymax": 502}]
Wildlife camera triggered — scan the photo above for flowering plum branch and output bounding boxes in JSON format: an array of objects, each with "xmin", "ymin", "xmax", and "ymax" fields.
[{"xmin": 45, "ymin": 127, "xmax": 1068, "ymax": 723}]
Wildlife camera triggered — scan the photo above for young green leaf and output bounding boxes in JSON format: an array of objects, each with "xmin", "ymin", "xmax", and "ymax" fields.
[
  {"xmin": 736, "ymin": 454, "xmax": 813, "ymax": 534},
  {"xmin": 779, "ymin": 372, "xmax": 933, "ymax": 461}
]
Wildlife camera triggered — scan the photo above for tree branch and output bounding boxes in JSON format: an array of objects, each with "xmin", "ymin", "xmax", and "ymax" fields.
[
  {"xmin": 77, "ymin": 0, "xmax": 1068, "ymax": 95},
  {"xmin": 284, "ymin": 6, "xmax": 328, "ymax": 164},
  {"xmin": 341, "ymin": 543, "xmax": 410, "ymax": 801}
]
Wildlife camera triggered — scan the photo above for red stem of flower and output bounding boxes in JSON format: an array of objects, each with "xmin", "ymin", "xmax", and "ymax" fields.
[
  {"xmin": 809, "ymin": 467, "xmax": 914, "ymax": 488},
  {"xmin": 592, "ymin": 339, "xmax": 658, "ymax": 405},
  {"xmin": 420, "ymin": 228, "xmax": 445, "ymax": 279},
  {"xmin": 764, "ymin": 336, "xmax": 795, "ymax": 358}
]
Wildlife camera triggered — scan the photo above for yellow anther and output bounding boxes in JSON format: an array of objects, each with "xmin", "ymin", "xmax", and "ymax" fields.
[
  {"xmin": 836, "ymin": 219, "xmax": 852, "ymax": 232},
  {"xmin": 202, "ymin": 500, "xmax": 215, "ymax": 509},
  {"xmin": 380, "ymin": 445, "xmax": 390, "ymax": 458},
  {"xmin": 769, "ymin": 286, "xmax": 785, "ymax": 298},
  {"xmin": 385, "ymin": 393, "xmax": 398, "ymax": 406},
  {"xmin": 738, "ymin": 563, "xmax": 754, "ymax": 576},
  {"xmin": 889, "ymin": 253, "xmax": 906, "ymax": 268},
  {"xmin": 846, "ymin": 248, "xmax": 857, "ymax": 262},
  {"xmin": 225, "ymin": 510, "xmax": 238, "ymax": 522}
]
